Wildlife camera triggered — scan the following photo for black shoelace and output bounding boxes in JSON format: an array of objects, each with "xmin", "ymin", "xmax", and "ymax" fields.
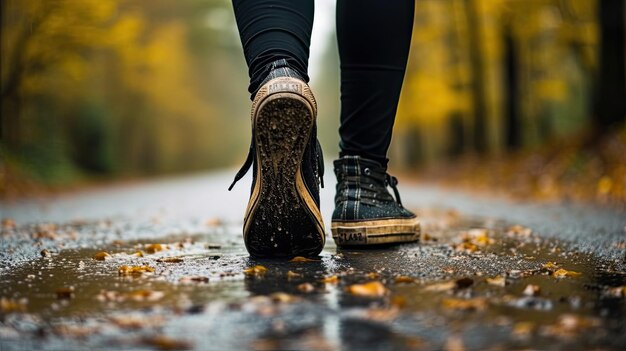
[{"xmin": 335, "ymin": 167, "xmax": 403, "ymax": 207}]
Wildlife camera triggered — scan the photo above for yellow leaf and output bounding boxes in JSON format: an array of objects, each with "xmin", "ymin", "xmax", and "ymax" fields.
[
  {"xmin": 244, "ymin": 265, "xmax": 267, "ymax": 275},
  {"xmin": 118, "ymin": 265, "xmax": 155, "ymax": 276},
  {"xmin": 297, "ymin": 283, "xmax": 315, "ymax": 293},
  {"xmin": 346, "ymin": 281, "xmax": 388, "ymax": 297},
  {"xmin": 144, "ymin": 244, "xmax": 164, "ymax": 254},
  {"xmin": 321, "ymin": 275, "xmax": 339, "ymax": 284},
  {"xmin": 93, "ymin": 252, "xmax": 111, "ymax": 261},
  {"xmin": 156, "ymin": 257, "xmax": 183, "ymax": 263},
  {"xmin": 553, "ymin": 268, "xmax": 582, "ymax": 278},
  {"xmin": 395, "ymin": 276, "xmax": 416, "ymax": 284},
  {"xmin": 441, "ymin": 298, "xmax": 487, "ymax": 311},
  {"xmin": 486, "ymin": 276, "xmax": 506, "ymax": 287},
  {"xmin": 424, "ymin": 281, "xmax": 456, "ymax": 292}
]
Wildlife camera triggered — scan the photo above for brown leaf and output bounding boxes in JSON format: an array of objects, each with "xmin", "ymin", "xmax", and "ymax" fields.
[
  {"xmin": 424, "ymin": 281, "xmax": 456, "ymax": 292},
  {"xmin": 0, "ymin": 297, "xmax": 27, "ymax": 313},
  {"xmin": 269, "ymin": 292, "xmax": 298, "ymax": 303},
  {"xmin": 244, "ymin": 265, "xmax": 268, "ymax": 276},
  {"xmin": 553, "ymin": 268, "xmax": 582, "ymax": 278},
  {"xmin": 144, "ymin": 244, "xmax": 165, "ymax": 254},
  {"xmin": 394, "ymin": 276, "xmax": 416, "ymax": 284},
  {"xmin": 156, "ymin": 257, "xmax": 183, "ymax": 263},
  {"xmin": 441, "ymin": 298, "xmax": 487, "ymax": 311},
  {"xmin": 486, "ymin": 276, "xmax": 506, "ymax": 287},
  {"xmin": 523, "ymin": 284, "xmax": 541, "ymax": 296},
  {"xmin": 56, "ymin": 287, "xmax": 75, "ymax": 300},
  {"xmin": 297, "ymin": 283, "xmax": 315, "ymax": 293},
  {"xmin": 142, "ymin": 335, "xmax": 192, "ymax": 350},
  {"xmin": 346, "ymin": 281, "xmax": 388, "ymax": 297},
  {"xmin": 118, "ymin": 265, "xmax": 155, "ymax": 276},
  {"xmin": 321, "ymin": 275, "xmax": 339, "ymax": 284},
  {"xmin": 128, "ymin": 290, "xmax": 164, "ymax": 302},
  {"xmin": 287, "ymin": 270, "xmax": 302, "ymax": 280},
  {"xmin": 93, "ymin": 252, "xmax": 111, "ymax": 261},
  {"xmin": 1, "ymin": 218, "xmax": 16, "ymax": 229},
  {"xmin": 365, "ymin": 272, "xmax": 380, "ymax": 279},
  {"xmin": 179, "ymin": 276, "xmax": 209, "ymax": 284}
]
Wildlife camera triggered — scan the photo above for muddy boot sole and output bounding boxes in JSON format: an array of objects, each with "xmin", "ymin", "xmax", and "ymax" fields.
[
  {"xmin": 243, "ymin": 79, "xmax": 325, "ymax": 257},
  {"xmin": 331, "ymin": 217, "xmax": 420, "ymax": 247}
]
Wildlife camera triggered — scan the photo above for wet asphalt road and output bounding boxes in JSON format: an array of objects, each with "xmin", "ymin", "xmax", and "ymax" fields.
[{"xmin": 1, "ymin": 169, "xmax": 625, "ymax": 350}]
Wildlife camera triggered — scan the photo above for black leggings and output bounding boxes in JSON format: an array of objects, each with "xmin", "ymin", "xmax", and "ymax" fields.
[{"xmin": 232, "ymin": 0, "xmax": 414, "ymax": 166}]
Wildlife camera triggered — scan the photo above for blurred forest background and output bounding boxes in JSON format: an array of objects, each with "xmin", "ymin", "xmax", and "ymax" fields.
[{"xmin": 1, "ymin": 0, "xmax": 625, "ymax": 205}]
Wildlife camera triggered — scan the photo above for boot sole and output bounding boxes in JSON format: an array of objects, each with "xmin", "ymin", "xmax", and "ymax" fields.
[
  {"xmin": 244, "ymin": 79, "xmax": 325, "ymax": 257},
  {"xmin": 331, "ymin": 217, "xmax": 420, "ymax": 247}
]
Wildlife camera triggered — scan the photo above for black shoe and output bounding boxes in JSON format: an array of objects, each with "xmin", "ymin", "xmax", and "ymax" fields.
[
  {"xmin": 331, "ymin": 155, "xmax": 420, "ymax": 246},
  {"xmin": 229, "ymin": 60, "xmax": 325, "ymax": 258}
]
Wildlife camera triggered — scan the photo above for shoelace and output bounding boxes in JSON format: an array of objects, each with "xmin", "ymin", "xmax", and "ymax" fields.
[
  {"xmin": 228, "ymin": 139, "xmax": 325, "ymax": 191},
  {"xmin": 335, "ymin": 168, "xmax": 403, "ymax": 207}
]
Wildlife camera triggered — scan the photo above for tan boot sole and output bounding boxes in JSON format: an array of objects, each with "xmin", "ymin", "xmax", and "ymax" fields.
[{"xmin": 331, "ymin": 217, "xmax": 420, "ymax": 246}]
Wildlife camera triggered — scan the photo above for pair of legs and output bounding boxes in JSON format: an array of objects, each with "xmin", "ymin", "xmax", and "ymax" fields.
[{"xmin": 231, "ymin": 0, "xmax": 419, "ymax": 257}]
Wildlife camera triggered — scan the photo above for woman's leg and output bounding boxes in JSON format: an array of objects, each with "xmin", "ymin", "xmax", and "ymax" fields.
[
  {"xmin": 336, "ymin": 0, "xmax": 414, "ymax": 166},
  {"xmin": 230, "ymin": 0, "xmax": 325, "ymax": 257},
  {"xmin": 232, "ymin": 0, "xmax": 314, "ymax": 99},
  {"xmin": 331, "ymin": 1, "xmax": 419, "ymax": 247}
]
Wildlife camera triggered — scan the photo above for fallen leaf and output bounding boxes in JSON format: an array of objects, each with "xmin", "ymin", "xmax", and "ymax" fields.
[
  {"xmin": 128, "ymin": 290, "xmax": 164, "ymax": 302},
  {"xmin": 454, "ymin": 242, "xmax": 479, "ymax": 253},
  {"xmin": 441, "ymin": 298, "xmax": 487, "ymax": 311},
  {"xmin": 553, "ymin": 268, "xmax": 582, "ymax": 278},
  {"xmin": 144, "ymin": 244, "xmax": 165, "ymax": 254},
  {"xmin": 156, "ymin": 257, "xmax": 183, "ymax": 263},
  {"xmin": 394, "ymin": 276, "xmax": 415, "ymax": 284},
  {"xmin": 269, "ymin": 292, "xmax": 298, "ymax": 303},
  {"xmin": 542, "ymin": 262, "xmax": 559, "ymax": 271},
  {"xmin": 286, "ymin": 270, "xmax": 302, "ymax": 280},
  {"xmin": 506, "ymin": 225, "xmax": 532, "ymax": 237},
  {"xmin": 110, "ymin": 315, "xmax": 165, "ymax": 329},
  {"xmin": 297, "ymin": 283, "xmax": 315, "ymax": 293},
  {"xmin": 133, "ymin": 251, "xmax": 144, "ymax": 257},
  {"xmin": 321, "ymin": 275, "xmax": 339, "ymax": 284},
  {"xmin": 289, "ymin": 256, "xmax": 319, "ymax": 262},
  {"xmin": 486, "ymin": 276, "xmax": 506, "ymax": 287},
  {"xmin": 542, "ymin": 314, "xmax": 600, "ymax": 338},
  {"xmin": 512, "ymin": 322, "xmax": 535, "ymax": 338},
  {"xmin": 244, "ymin": 265, "xmax": 268, "ymax": 276},
  {"xmin": 363, "ymin": 272, "xmax": 380, "ymax": 280},
  {"xmin": 142, "ymin": 335, "xmax": 192, "ymax": 350},
  {"xmin": 56, "ymin": 287, "xmax": 75, "ymax": 299},
  {"xmin": 424, "ymin": 281, "xmax": 456, "ymax": 292},
  {"xmin": 346, "ymin": 281, "xmax": 388, "ymax": 297},
  {"xmin": 443, "ymin": 335, "xmax": 465, "ymax": 351},
  {"xmin": 607, "ymin": 286, "xmax": 626, "ymax": 298},
  {"xmin": 391, "ymin": 296, "xmax": 407, "ymax": 308},
  {"xmin": 523, "ymin": 284, "xmax": 541, "ymax": 296},
  {"xmin": 93, "ymin": 252, "xmax": 111, "ymax": 261},
  {"xmin": 0, "ymin": 297, "xmax": 27, "ymax": 313},
  {"xmin": 179, "ymin": 276, "xmax": 209, "ymax": 284},
  {"xmin": 118, "ymin": 265, "xmax": 155, "ymax": 276},
  {"xmin": 1, "ymin": 218, "xmax": 16, "ymax": 229}
]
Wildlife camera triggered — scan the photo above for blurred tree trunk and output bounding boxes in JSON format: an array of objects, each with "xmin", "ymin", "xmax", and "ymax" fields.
[
  {"xmin": 464, "ymin": 0, "xmax": 487, "ymax": 153},
  {"xmin": 594, "ymin": 0, "xmax": 626, "ymax": 133},
  {"xmin": 503, "ymin": 29, "xmax": 521, "ymax": 151}
]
